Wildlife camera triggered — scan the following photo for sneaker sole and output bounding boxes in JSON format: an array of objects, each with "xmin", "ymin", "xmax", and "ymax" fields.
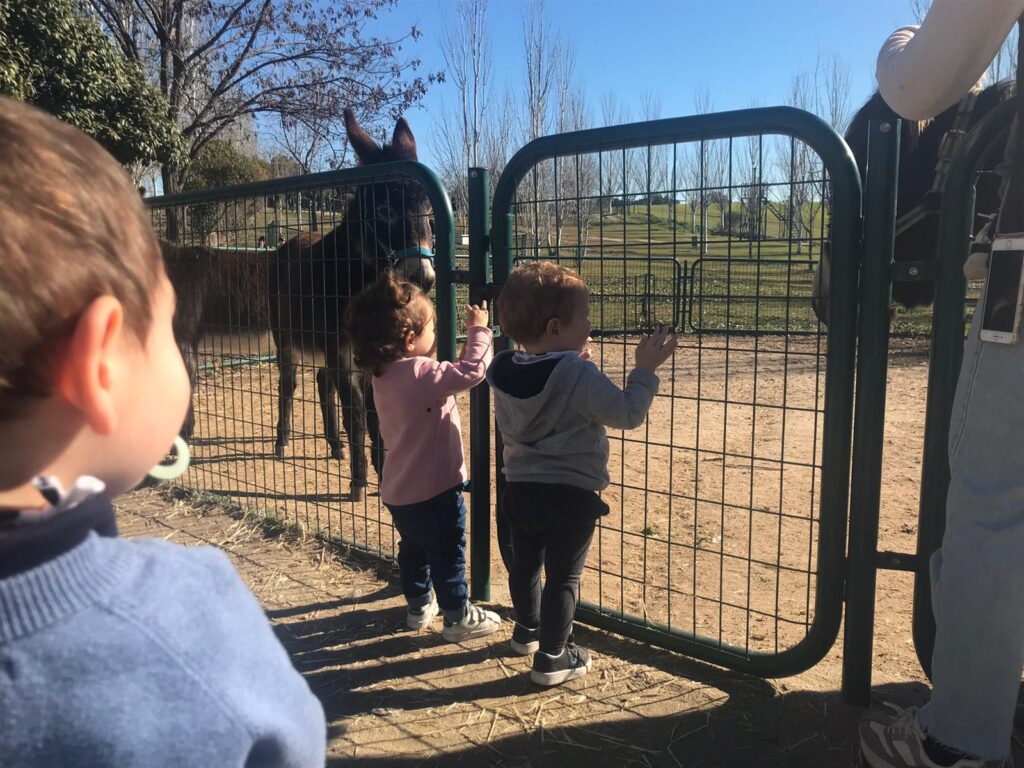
[
  {"xmin": 530, "ymin": 657, "xmax": 592, "ymax": 687},
  {"xmin": 510, "ymin": 638, "xmax": 540, "ymax": 655},
  {"xmin": 441, "ymin": 623, "xmax": 502, "ymax": 642}
]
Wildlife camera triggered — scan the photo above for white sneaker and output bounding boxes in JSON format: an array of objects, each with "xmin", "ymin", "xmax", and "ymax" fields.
[
  {"xmin": 406, "ymin": 598, "xmax": 438, "ymax": 631},
  {"xmin": 441, "ymin": 603, "xmax": 501, "ymax": 642}
]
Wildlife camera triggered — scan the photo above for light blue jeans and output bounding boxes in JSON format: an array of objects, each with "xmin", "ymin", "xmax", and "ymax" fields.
[{"xmin": 917, "ymin": 283, "xmax": 1024, "ymax": 760}]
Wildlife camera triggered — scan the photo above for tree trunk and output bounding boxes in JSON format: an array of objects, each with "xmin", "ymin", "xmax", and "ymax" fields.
[{"xmin": 161, "ymin": 164, "xmax": 182, "ymax": 241}]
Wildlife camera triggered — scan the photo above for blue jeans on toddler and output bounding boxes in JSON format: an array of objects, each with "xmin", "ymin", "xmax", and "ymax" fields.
[{"xmin": 386, "ymin": 485, "xmax": 468, "ymax": 623}]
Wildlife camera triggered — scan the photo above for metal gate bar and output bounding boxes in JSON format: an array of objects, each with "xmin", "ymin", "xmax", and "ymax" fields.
[{"xmin": 489, "ymin": 107, "xmax": 862, "ymax": 677}]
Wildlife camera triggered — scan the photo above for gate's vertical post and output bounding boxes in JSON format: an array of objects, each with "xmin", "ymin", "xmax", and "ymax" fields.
[
  {"xmin": 468, "ymin": 167, "xmax": 492, "ymax": 602},
  {"xmin": 842, "ymin": 119, "xmax": 900, "ymax": 705},
  {"xmin": 492, "ymin": 212, "xmax": 514, "ymax": 573}
]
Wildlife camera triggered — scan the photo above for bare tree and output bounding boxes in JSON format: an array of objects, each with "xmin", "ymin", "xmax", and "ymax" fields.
[
  {"xmin": 739, "ymin": 100, "xmax": 769, "ymax": 243},
  {"xmin": 681, "ymin": 87, "xmax": 727, "ymax": 253},
  {"xmin": 599, "ymin": 91, "xmax": 631, "ymax": 215},
  {"xmin": 639, "ymin": 89, "xmax": 670, "ymax": 207},
  {"xmin": 434, "ymin": 0, "xmax": 492, "ymax": 217},
  {"xmin": 762, "ymin": 55, "xmax": 851, "ymax": 257},
  {"xmin": 90, "ymin": 0, "xmax": 439, "ymax": 197},
  {"xmin": 272, "ymin": 86, "xmax": 350, "ymax": 175},
  {"xmin": 482, "ymin": 84, "xmax": 517, "ymax": 187},
  {"xmin": 519, "ymin": 0, "xmax": 579, "ymax": 256}
]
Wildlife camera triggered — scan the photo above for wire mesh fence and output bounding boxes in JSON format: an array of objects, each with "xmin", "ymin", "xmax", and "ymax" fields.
[
  {"xmin": 150, "ymin": 165, "xmax": 450, "ymax": 560},
  {"xmin": 492, "ymin": 115, "xmax": 858, "ymax": 670}
]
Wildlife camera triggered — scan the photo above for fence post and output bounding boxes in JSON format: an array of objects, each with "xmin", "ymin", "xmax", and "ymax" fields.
[
  {"xmin": 842, "ymin": 119, "xmax": 900, "ymax": 705},
  {"xmin": 467, "ymin": 167, "xmax": 492, "ymax": 602}
]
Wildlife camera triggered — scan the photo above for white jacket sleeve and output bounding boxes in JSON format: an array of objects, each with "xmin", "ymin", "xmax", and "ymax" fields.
[{"xmin": 876, "ymin": 0, "xmax": 1023, "ymax": 120}]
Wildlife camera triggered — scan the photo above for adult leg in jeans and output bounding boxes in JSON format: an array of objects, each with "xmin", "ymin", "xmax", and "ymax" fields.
[
  {"xmin": 507, "ymin": 514, "xmax": 545, "ymax": 631},
  {"xmin": 388, "ymin": 507, "xmax": 434, "ymax": 612},
  {"xmin": 539, "ymin": 520, "xmax": 596, "ymax": 656},
  {"xmin": 922, "ymin": 301, "xmax": 1024, "ymax": 760}
]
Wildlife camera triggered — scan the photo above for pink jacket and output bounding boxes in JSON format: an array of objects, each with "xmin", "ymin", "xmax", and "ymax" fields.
[{"xmin": 372, "ymin": 326, "xmax": 493, "ymax": 506}]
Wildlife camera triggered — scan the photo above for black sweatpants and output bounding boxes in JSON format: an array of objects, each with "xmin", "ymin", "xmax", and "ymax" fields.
[{"xmin": 504, "ymin": 482, "xmax": 607, "ymax": 655}]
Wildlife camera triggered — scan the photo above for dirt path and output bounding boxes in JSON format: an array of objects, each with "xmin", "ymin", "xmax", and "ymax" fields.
[{"xmin": 117, "ymin": 486, "xmax": 947, "ymax": 768}]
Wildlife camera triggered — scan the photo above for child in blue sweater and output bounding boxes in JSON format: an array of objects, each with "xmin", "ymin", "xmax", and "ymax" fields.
[{"xmin": 0, "ymin": 98, "xmax": 325, "ymax": 766}]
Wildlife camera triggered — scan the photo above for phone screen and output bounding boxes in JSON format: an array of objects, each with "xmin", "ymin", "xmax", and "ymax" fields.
[{"xmin": 981, "ymin": 248, "xmax": 1024, "ymax": 334}]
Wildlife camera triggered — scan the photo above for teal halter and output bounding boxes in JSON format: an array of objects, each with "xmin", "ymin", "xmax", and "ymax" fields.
[{"xmin": 360, "ymin": 212, "xmax": 434, "ymax": 266}]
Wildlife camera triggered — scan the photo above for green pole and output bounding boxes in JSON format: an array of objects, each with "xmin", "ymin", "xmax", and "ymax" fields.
[
  {"xmin": 842, "ymin": 118, "xmax": 900, "ymax": 705},
  {"xmin": 468, "ymin": 167, "xmax": 492, "ymax": 602}
]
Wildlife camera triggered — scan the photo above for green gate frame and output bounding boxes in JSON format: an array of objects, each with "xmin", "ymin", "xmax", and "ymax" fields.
[
  {"xmin": 149, "ymin": 161, "xmax": 459, "ymax": 362},
  {"xmin": 487, "ymin": 107, "xmax": 864, "ymax": 678},
  {"xmin": 146, "ymin": 161, "xmax": 463, "ymax": 561}
]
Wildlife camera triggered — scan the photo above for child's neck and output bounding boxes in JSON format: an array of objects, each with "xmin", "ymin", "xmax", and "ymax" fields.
[
  {"xmin": 0, "ymin": 402, "xmax": 89, "ymax": 511},
  {"xmin": 520, "ymin": 341, "xmax": 579, "ymax": 355}
]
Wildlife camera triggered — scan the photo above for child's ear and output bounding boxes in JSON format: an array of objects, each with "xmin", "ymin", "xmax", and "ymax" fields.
[
  {"xmin": 545, "ymin": 317, "xmax": 561, "ymax": 336},
  {"xmin": 55, "ymin": 296, "xmax": 126, "ymax": 435},
  {"xmin": 404, "ymin": 329, "xmax": 417, "ymax": 352}
]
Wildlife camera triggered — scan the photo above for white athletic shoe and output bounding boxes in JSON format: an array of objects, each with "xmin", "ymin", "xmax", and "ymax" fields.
[
  {"xmin": 441, "ymin": 603, "xmax": 501, "ymax": 642},
  {"xmin": 406, "ymin": 598, "xmax": 439, "ymax": 631}
]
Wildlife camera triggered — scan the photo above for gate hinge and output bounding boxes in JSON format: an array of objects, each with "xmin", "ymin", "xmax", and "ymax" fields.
[{"xmin": 891, "ymin": 260, "xmax": 937, "ymax": 283}]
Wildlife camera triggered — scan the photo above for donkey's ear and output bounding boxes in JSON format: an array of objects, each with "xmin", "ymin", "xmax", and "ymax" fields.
[
  {"xmin": 345, "ymin": 108, "xmax": 382, "ymax": 165},
  {"xmin": 390, "ymin": 117, "xmax": 418, "ymax": 162}
]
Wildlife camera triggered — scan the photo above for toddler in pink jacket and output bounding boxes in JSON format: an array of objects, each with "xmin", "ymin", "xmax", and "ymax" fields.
[{"xmin": 347, "ymin": 272, "xmax": 501, "ymax": 642}]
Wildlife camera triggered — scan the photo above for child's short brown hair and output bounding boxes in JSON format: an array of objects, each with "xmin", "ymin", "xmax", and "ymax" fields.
[
  {"xmin": 346, "ymin": 271, "xmax": 433, "ymax": 376},
  {"xmin": 496, "ymin": 261, "xmax": 588, "ymax": 343},
  {"xmin": 0, "ymin": 97, "xmax": 163, "ymax": 418}
]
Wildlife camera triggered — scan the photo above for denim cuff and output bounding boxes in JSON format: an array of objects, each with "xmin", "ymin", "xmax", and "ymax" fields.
[
  {"xmin": 406, "ymin": 591, "xmax": 434, "ymax": 612},
  {"xmin": 442, "ymin": 602, "xmax": 468, "ymax": 624}
]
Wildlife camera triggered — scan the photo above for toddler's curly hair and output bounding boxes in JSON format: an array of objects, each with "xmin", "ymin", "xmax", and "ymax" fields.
[{"xmin": 346, "ymin": 272, "xmax": 433, "ymax": 376}]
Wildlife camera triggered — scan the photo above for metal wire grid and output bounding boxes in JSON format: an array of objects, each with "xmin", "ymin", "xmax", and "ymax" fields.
[
  {"xmin": 150, "ymin": 172, "xmax": 439, "ymax": 559},
  {"xmin": 506, "ymin": 132, "xmax": 832, "ymax": 655}
]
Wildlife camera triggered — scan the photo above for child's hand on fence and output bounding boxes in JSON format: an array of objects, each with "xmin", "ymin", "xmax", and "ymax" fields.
[
  {"xmin": 635, "ymin": 328, "xmax": 678, "ymax": 372},
  {"xmin": 465, "ymin": 301, "xmax": 489, "ymax": 329}
]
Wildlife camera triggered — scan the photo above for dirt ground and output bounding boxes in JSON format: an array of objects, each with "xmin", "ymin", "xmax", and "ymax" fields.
[
  {"xmin": 114, "ymin": 487, "xmax": 905, "ymax": 768},
  {"xmin": 119, "ymin": 329, "xmax": 1024, "ymax": 766},
  {"xmin": 187, "ymin": 331, "xmax": 920, "ymax": 663}
]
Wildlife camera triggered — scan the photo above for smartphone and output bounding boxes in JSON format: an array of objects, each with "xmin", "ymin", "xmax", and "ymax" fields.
[{"xmin": 979, "ymin": 236, "xmax": 1024, "ymax": 344}]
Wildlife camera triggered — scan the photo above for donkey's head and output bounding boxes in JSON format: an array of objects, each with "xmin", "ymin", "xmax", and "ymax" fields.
[{"xmin": 345, "ymin": 108, "xmax": 435, "ymax": 291}]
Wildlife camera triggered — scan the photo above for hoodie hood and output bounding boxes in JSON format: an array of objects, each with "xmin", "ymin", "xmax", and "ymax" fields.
[{"xmin": 487, "ymin": 350, "xmax": 588, "ymax": 444}]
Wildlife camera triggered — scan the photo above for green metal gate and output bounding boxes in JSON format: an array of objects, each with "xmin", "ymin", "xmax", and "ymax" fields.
[
  {"xmin": 146, "ymin": 161, "xmax": 462, "ymax": 560},
  {"xmin": 487, "ymin": 107, "xmax": 864, "ymax": 677}
]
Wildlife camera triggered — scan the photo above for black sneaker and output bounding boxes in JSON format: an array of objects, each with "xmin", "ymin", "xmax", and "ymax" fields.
[
  {"xmin": 530, "ymin": 644, "xmax": 592, "ymax": 686},
  {"xmin": 510, "ymin": 623, "xmax": 540, "ymax": 655}
]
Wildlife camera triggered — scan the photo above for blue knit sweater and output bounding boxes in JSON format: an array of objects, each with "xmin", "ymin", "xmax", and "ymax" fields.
[{"xmin": 0, "ymin": 495, "xmax": 326, "ymax": 767}]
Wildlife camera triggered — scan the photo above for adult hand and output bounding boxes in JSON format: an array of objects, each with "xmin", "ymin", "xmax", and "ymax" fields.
[{"xmin": 635, "ymin": 327, "xmax": 678, "ymax": 372}]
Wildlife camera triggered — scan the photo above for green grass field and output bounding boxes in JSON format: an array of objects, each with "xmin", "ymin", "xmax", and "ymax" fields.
[{"xmin": 153, "ymin": 192, "xmax": 946, "ymax": 339}]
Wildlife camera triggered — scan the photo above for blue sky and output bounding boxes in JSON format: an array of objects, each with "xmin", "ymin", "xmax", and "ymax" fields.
[{"xmin": 369, "ymin": 0, "xmax": 917, "ymax": 169}]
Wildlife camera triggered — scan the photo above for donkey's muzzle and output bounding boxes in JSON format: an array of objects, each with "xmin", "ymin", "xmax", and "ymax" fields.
[{"xmin": 398, "ymin": 254, "xmax": 435, "ymax": 292}]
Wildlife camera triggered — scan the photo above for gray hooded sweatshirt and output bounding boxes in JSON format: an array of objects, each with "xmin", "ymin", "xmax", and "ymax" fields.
[{"xmin": 487, "ymin": 350, "xmax": 660, "ymax": 490}]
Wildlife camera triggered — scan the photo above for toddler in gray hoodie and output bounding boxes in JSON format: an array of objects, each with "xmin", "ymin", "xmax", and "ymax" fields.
[{"xmin": 487, "ymin": 261, "xmax": 677, "ymax": 686}]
